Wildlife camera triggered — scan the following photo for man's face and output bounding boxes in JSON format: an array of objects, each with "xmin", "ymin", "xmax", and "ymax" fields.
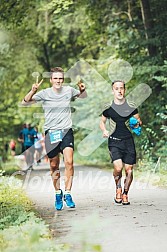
[
  {"xmin": 112, "ymin": 81, "xmax": 125, "ymax": 100},
  {"xmin": 27, "ymin": 123, "xmax": 31, "ymax": 129},
  {"xmin": 50, "ymin": 72, "xmax": 64, "ymax": 90}
]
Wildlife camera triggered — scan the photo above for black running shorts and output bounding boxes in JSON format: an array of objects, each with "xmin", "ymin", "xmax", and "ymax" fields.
[
  {"xmin": 108, "ymin": 137, "xmax": 136, "ymax": 165},
  {"xmin": 45, "ymin": 128, "xmax": 74, "ymax": 158}
]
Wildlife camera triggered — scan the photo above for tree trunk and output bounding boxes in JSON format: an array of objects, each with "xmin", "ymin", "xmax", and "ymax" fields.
[
  {"xmin": 139, "ymin": 0, "xmax": 157, "ymax": 57},
  {"xmin": 43, "ymin": 43, "xmax": 51, "ymax": 71}
]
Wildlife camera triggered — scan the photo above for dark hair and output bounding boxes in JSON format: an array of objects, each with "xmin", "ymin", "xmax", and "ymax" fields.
[
  {"xmin": 112, "ymin": 80, "xmax": 125, "ymax": 88},
  {"xmin": 50, "ymin": 67, "xmax": 64, "ymax": 78}
]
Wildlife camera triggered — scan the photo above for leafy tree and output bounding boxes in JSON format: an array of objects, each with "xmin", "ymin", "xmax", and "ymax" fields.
[{"xmin": 0, "ymin": 0, "xmax": 166, "ymax": 163}]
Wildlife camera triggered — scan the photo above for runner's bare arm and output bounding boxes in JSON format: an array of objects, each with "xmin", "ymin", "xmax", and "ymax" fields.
[
  {"xmin": 133, "ymin": 113, "xmax": 142, "ymax": 125},
  {"xmin": 100, "ymin": 115, "xmax": 109, "ymax": 138},
  {"xmin": 22, "ymin": 78, "xmax": 43, "ymax": 105},
  {"xmin": 18, "ymin": 137, "xmax": 24, "ymax": 143}
]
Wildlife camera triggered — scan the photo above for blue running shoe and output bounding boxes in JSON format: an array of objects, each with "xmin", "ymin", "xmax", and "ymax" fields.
[
  {"xmin": 55, "ymin": 189, "xmax": 63, "ymax": 210},
  {"xmin": 64, "ymin": 193, "xmax": 75, "ymax": 208}
]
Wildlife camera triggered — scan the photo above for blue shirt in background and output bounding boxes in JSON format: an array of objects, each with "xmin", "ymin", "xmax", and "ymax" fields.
[{"xmin": 21, "ymin": 128, "xmax": 37, "ymax": 147}]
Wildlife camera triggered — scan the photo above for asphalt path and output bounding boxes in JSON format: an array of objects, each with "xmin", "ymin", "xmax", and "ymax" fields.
[{"xmin": 21, "ymin": 161, "xmax": 167, "ymax": 252}]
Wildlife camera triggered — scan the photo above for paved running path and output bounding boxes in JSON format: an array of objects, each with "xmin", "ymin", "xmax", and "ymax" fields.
[{"xmin": 21, "ymin": 162, "xmax": 167, "ymax": 252}]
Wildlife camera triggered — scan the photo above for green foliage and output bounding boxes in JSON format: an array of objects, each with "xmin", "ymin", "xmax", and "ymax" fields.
[
  {"xmin": 0, "ymin": 175, "xmax": 66, "ymax": 251},
  {"xmin": 74, "ymin": 129, "xmax": 110, "ymax": 166},
  {"xmin": 0, "ymin": 162, "xmax": 20, "ymax": 176},
  {"xmin": 136, "ymin": 159, "xmax": 167, "ymax": 188},
  {"xmin": 0, "ymin": 176, "xmax": 32, "ymax": 229},
  {"xmin": 0, "ymin": 0, "xmax": 166, "ymax": 164},
  {"xmin": 0, "ymin": 219, "xmax": 69, "ymax": 252},
  {"xmin": 39, "ymin": 0, "xmax": 74, "ymax": 14}
]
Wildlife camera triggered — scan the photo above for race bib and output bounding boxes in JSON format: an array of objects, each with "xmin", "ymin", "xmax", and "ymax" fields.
[{"xmin": 49, "ymin": 130, "xmax": 63, "ymax": 144}]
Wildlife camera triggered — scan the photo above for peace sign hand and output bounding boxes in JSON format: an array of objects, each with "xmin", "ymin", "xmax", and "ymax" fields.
[{"xmin": 31, "ymin": 77, "xmax": 43, "ymax": 93}]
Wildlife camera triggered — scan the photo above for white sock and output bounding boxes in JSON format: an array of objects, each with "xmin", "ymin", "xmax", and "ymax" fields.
[
  {"xmin": 55, "ymin": 189, "xmax": 62, "ymax": 194},
  {"xmin": 64, "ymin": 190, "xmax": 71, "ymax": 194}
]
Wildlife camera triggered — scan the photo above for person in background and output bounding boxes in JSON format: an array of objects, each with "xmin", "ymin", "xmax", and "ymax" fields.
[
  {"xmin": 18, "ymin": 123, "xmax": 37, "ymax": 170},
  {"xmin": 34, "ymin": 126, "xmax": 43, "ymax": 165},
  {"xmin": 9, "ymin": 139, "xmax": 16, "ymax": 156},
  {"xmin": 18, "ymin": 123, "xmax": 27, "ymax": 154}
]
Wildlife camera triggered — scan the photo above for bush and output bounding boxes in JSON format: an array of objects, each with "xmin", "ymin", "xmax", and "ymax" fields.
[
  {"xmin": 0, "ymin": 217, "xmax": 70, "ymax": 252},
  {"xmin": 0, "ymin": 175, "xmax": 71, "ymax": 252},
  {"xmin": 0, "ymin": 162, "xmax": 20, "ymax": 176},
  {"xmin": 0, "ymin": 176, "xmax": 32, "ymax": 229}
]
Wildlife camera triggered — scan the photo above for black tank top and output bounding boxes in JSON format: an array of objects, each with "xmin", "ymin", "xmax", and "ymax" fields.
[{"xmin": 103, "ymin": 100, "xmax": 138, "ymax": 139}]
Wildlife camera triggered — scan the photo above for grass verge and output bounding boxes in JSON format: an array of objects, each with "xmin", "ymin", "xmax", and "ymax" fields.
[{"xmin": 0, "ymin": 175, "xmax": 69, "ymax": 252}]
